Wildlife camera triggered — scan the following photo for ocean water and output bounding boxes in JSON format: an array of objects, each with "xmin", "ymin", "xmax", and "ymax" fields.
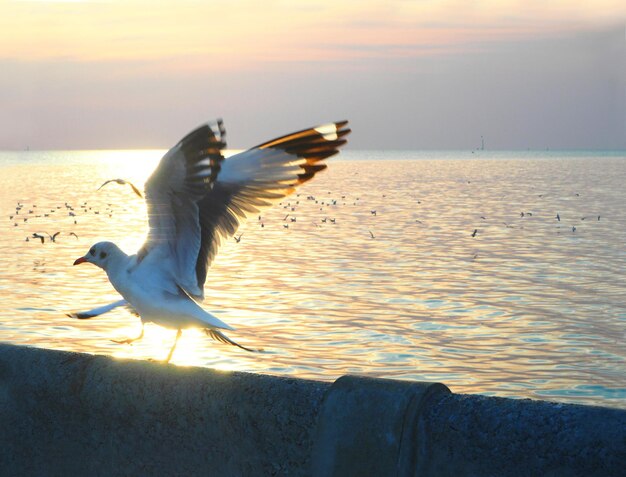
[{"xmin": 1, "ymin": 149, "xmax": 625, "ymax": 409}]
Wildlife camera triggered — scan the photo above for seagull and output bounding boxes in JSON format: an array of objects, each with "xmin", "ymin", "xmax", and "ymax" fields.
[
  {"xmin": 98, "ymin": 178, "xmax": 144, "ymax": 198},
  {"xmin": 31, "ymin": 233, "xmax": 46, "ymax": 244},
  {"xmin": 70, "ymin": 119, "xmax": 350, "ymax": 362},
  {"xmin": 31, "ymin": 231, "xmax": 61, "ymax": 243}
]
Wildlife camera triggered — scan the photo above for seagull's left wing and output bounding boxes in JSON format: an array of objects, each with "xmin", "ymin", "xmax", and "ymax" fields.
[
  {"xmin": 66, "ymin": 299, "xmax": 128, "ymax": 319},
  {"xmin": 194, "ymin": 121, "xmax": 351, "ymax": 295},
  {"xmin": 140, "ymin": 120, "xmax": 226, "ymax": 297}
]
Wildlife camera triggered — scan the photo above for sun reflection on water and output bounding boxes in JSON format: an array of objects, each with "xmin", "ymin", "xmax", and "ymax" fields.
[{"xmin": 1, "ymin": 150, "xmax": 625, "ymax": 408}]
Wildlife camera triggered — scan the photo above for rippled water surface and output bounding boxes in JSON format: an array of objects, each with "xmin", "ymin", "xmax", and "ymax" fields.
[{"xmin": 1, "ymin": 150, "xmax": 625, "ymax": 408}]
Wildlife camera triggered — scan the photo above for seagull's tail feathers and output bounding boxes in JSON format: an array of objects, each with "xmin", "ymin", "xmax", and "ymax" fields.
[
  {"xmin": 195, "ymin": 310, "xmax": 234, "ymax": 331},
  {"xmin": 205, "ymin": 329, "xmax": 264, "ymax": 353},
  {"xmin": 178, "ymin": 286, "xmax": 234, "ymax": 330}
]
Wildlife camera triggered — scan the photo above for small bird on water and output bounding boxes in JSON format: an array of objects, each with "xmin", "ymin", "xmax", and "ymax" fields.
[{"xmin": 70, "ymin": 119, "xmax": 350, "ymax": 362}]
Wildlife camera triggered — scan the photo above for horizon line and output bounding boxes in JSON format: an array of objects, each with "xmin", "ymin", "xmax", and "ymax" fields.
[{"xmin": 1, "ymin": 148, "xmax": 625, "ymax": 154}]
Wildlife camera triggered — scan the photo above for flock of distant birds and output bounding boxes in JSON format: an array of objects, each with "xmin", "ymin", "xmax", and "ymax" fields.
[
  {"xmin": 10, "ymin": 177, "xmax": 600, "ymax": 246},
  {"xmin": 13, "ymin": 201, "xmax": 82, "ymax": 243},
  {"xmin": 9, "ymin": 178, "xmax": 361, "ymax": 244},
  {"xmin": 11, "ymin": 179, "xmax": 134, "ymax": 243},
  {"xmin": 11, "ymin": 178, "xmax": 381, "ymax": 244}
]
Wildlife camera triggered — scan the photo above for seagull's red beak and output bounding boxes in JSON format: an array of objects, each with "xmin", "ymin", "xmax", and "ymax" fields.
[{"xmin": 73, "ymin": 257, "xmax": 88, "ymax": 265}]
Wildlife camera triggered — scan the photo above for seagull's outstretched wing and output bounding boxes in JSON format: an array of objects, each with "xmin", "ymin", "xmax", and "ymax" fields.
[
  {"xmin": 66, "ymin": 299, "xmax": 128, "ymax": 319},
  {"xmin": 139, "ymin": 120, "xmax": 226, "ymax": 298},
  {"xmin": 194, "ymin": 121, "xmax": 350, "ymax": 295},
  {"xmin": 140, "ymin": 120, "xmax": 349, "ymax": 301}
]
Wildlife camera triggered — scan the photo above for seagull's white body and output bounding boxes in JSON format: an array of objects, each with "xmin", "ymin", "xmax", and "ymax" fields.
[
  {"xmin": 101, "ymin": 244, "xmax": 232, "ymax": 330},
  {"xmin": 70, "ymin": 119, "xmax": 350, "ymax": 360}
]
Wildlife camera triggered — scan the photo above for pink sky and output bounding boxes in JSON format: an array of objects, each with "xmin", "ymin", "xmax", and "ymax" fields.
[{"xmin": 1, "ymin": 1, "xmax": 624, "ymax": 149}]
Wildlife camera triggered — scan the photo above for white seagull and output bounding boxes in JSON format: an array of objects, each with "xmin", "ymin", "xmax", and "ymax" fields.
[{"xmin": 70, "ymin": 119, "xmax": 350, "ymax": 362}]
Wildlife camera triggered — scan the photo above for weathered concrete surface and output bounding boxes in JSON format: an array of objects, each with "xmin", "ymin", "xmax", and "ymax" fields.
[
  {"xmin": 1, "ymin": 343, "xmax": 625, "ymax": 477},
  {"xmin": 311, "ymin": 375, "xmax": 450, "ymax": 476},
  {"xmin": 0, "ymin": 343, "xmax": 329, "ymax": 476},
  {"xmin": 419, "ymin": 392, "xmax": 626, "ymax": 477}
]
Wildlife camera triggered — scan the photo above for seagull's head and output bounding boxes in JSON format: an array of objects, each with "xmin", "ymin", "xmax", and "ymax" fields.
[{"xmin": 73, "ymin": 241, "xmax": 122, "ymax": 271}]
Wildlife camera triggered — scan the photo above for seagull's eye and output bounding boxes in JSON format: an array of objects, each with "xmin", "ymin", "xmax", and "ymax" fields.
[
  {"xmin": 100, "ymin": 251, "xmax": 107, "ymax": 259},
  {"xmin": 89, "ymin": 247, "xmax": 96, "ymax": 256}
]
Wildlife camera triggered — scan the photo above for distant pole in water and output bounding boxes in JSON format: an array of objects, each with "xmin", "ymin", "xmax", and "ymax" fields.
[{"xmin": 480, "ymin": 136, "xmax": 484, "ymax": 151}]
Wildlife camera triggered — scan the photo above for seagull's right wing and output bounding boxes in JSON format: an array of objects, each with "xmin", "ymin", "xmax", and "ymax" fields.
[
  {"xmin": 66, "ymin": 299, "xmax": 128, "ymax": 319},
  {"xmin": 194, "ymin": 121, "xmax": 350, "ymax": 292},
  {"xmin": 140, "ymin": 120, "xmax": 226, "ymax": 299}
]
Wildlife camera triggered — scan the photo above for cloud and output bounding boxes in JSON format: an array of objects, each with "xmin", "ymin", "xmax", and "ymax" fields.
[
  {"xmin": 1, "ymin": 1, "xmax": 624, "ymax": 63},
  {"xmin": 0, "ymin": 2, "xmax": 623, "ymax": 150}
]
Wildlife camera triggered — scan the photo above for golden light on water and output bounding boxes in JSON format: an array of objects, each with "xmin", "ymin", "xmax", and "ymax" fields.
[{"xmin": 1, "ymin": 150, "xmax": 626, "ymax": 408}]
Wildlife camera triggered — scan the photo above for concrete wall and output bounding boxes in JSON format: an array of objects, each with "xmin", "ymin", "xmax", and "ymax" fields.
[{"xmin": 0, "ymin": 343, "xmax": 624, "ymax": 476}]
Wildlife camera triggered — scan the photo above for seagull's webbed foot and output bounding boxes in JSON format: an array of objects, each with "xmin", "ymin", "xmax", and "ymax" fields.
[{"xmin": 112, "ymin": 324, "xmax": 144, "ymax": 345}]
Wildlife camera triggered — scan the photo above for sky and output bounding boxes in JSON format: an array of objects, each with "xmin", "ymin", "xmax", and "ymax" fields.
[{"xmin": 0, "ymin": 0, "xmax": 624, "ymax": 150}]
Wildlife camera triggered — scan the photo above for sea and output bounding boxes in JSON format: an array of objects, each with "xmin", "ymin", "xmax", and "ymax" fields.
[{"xmin": 1, "ymin": 149, "xmax": 625, "ymax": 409}]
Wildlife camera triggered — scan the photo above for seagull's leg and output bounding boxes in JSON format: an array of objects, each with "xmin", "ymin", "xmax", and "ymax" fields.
[
  {"xmin": 111, "ymin": 322, "xmax": 145, "ymax": 345},
  {"xmin": 164, "ymin": 329, "xmax": 182, "ymax": 363}
]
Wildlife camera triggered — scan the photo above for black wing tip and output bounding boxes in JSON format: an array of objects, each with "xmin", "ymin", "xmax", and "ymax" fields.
[
  {"xmin": 178, "ymin": 121, "xmax": 227, "ymax": 159},
  {"xmin": 67, "ymin": 312, "xmax": 96, "ymax": 320},
  {"xmin": 333, "ymin": 120, "xmax": 350, "ymax": 133},
  {"xmin": 255, "ymin": 120, "xmax": 350, "ymax": 149},
  {"xmin": 178, "ymin": 119, "xmax": 227, "ymax": 192},
  {"xmin": 250, "ymin": 119, "xmax": 351, "ymax": 184},
  {"xmin": 297, "ymin": 163, "xmax": 328, "ymax": 184},
  {"xmin": 179, "ymin": 119, "xmax": 226, "ymax": 143}
]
